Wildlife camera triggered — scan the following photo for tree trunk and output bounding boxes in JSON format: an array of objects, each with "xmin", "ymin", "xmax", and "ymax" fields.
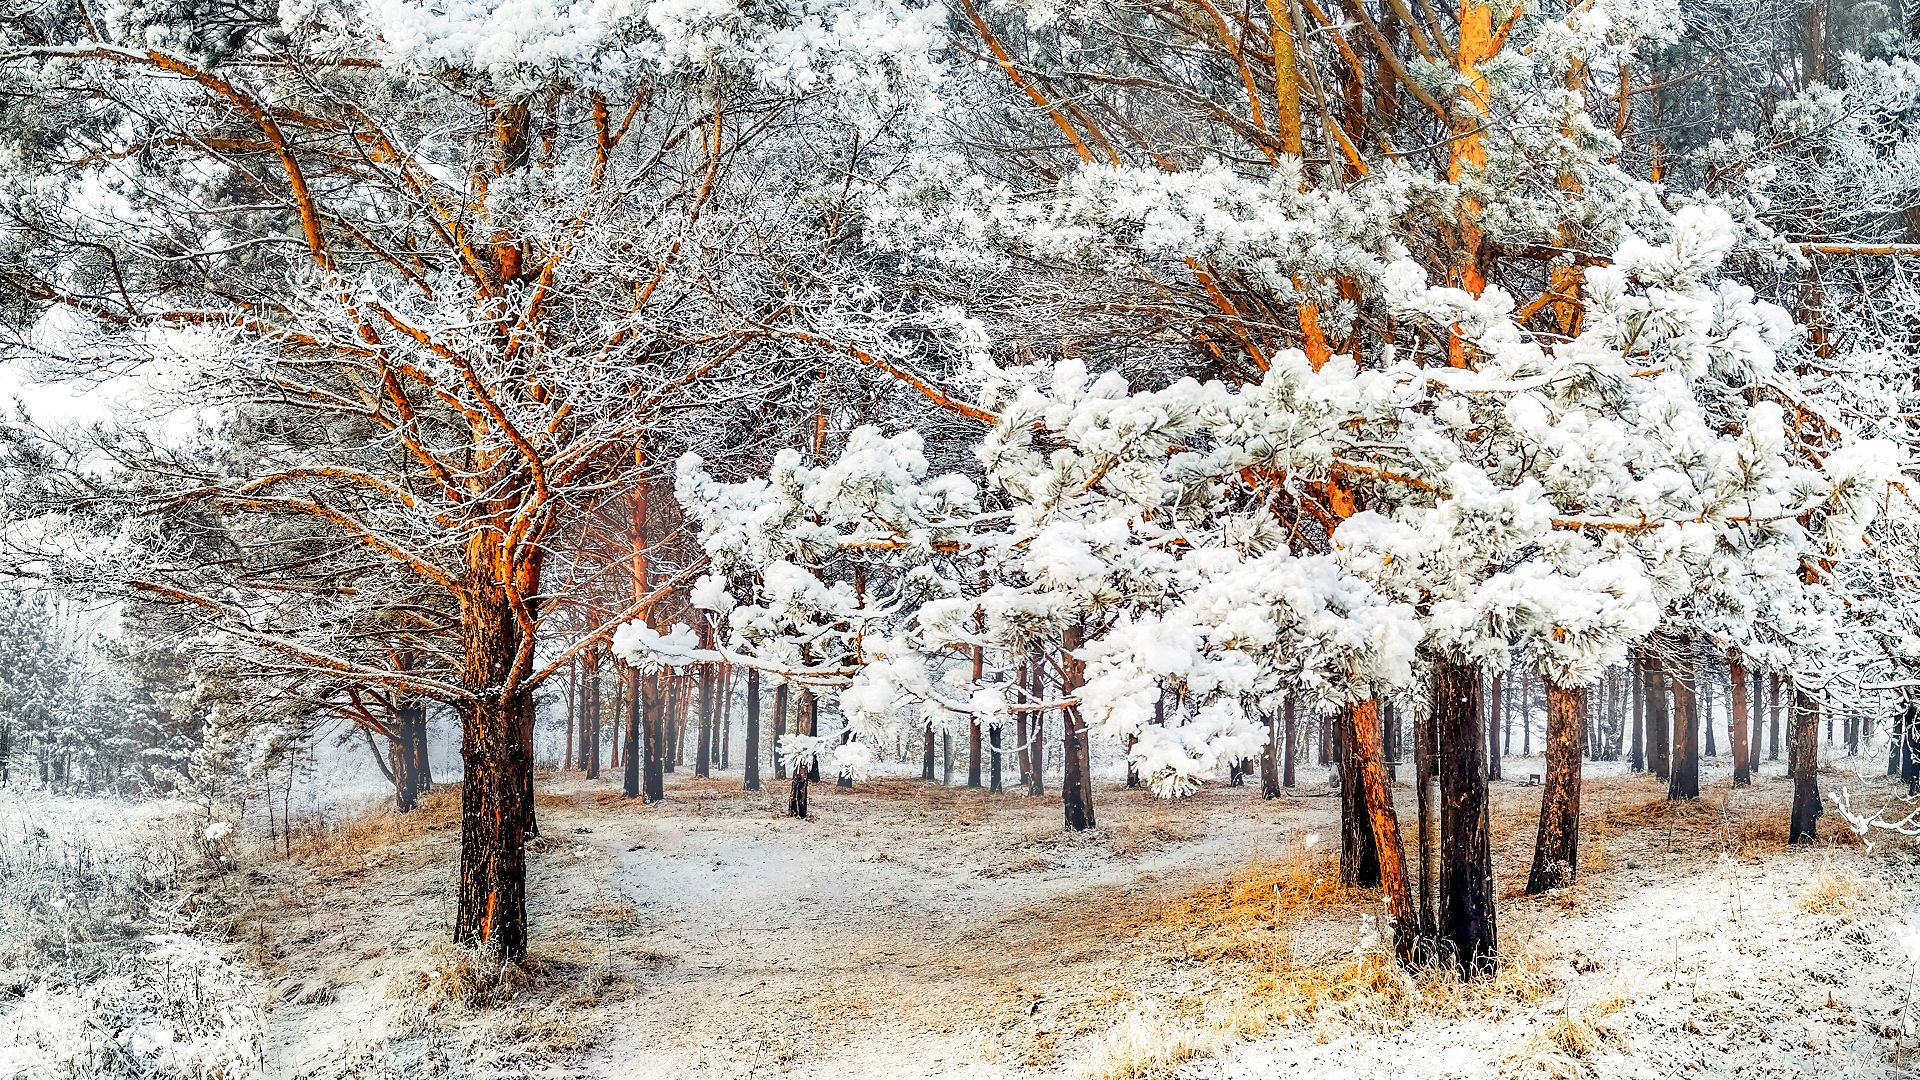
[
  {"xmin": 1769, "ymin": 672, "xmax": 1781, "ymax": 761},
  {"xmin": 744, "ymin": 668, "xmax": 762, "ymax": 791},
  {"xmin": 1487, "ymin": 671, "xmax": 1503, "ymax": 781},
  {"xmin": 1029, "ymin": 705, "xmax": 1046, "ymax": 796},
  {"xmin": 1668, "ymin": 652, "xmax": 1699, "ymax": 801},
  {"xmin": 921, "ymin": 718, "xmax": 935, "ymax": 781},
  {"xmin": 1060, "ymin": 626, "xmax": 1095, "ymax": 831},
  {"xmin": 943, "ymin": 730, "xmax": 953, "ymax": 785},
  {"xmin": 643, "ymin": 675, "xmax": 664, "ymax": 802},
  {"xmin": 1730, "ymin": 660, "xmax": 1750, "ymax": 786},
  {"xmin": 564, "ymin": 660, "xmax": 576, "ymax": 772},
  {"xmin": 1525, "ymin": 681, "xmax": 1583, "ymax": 894},
  {"xmin": 1702, "ymin": 670, "xmax": 1716, "ymax": 758},
  {"xmin": 1431, "ymin": 660, "xmax": 1497, "ymax": 978},
  {"xmin": 968, "ymin": 643, "xmax": 984, "ymax": 788},
  {"xmin": 622, "ymin": 667, "xmax": 641, "ymax": 799},
  {"xmin": 1283, "ymin": 697, "xmax": 1297, "ymax": 788},
  {"xmin": 1260, "ymin": 708, "xmax": 1281, "ymax": 798},
  {"xmin": 1338, "ymin": 703, "xmax": 1382, "ymax": 888},
  {"xmin": 583, "ymin": 652, "xmax": 601, "ymax": 780},
  {"xmin": 455, "ymin": 694, "xmax": 532, "ymax": 960},
  {"xmin": 720, "ymin": 667, "xmax": 734, "ymax": 770},
  {"xmin": 1345, "ymin": 698, "xmax": 1416, "ymax": 961},
  {"xmin": 773, "ymin": 681, "xmax": 788, "ymax": 780},
  {"xmin": 837, "ymin": 720, "xmax": 854, "ymax": 789},
  {"xmin": 1645, "ymin": 652, "xmax": 1670, "ymax": 779},
  {"xmin": 990, "ymin": 726, "xmax": 1003, "ymax": 793},
  {"xmin": 788, "ymin": 687, "xmax": 812, "ymax": 819},
  {"xmin": 1629, "ymin": 653, "xmax": 1644, "ymax": 772},
  {"xmin": 1749, "ymin": 669, "xmax": 1766, "ymax": 777},
  {"xmin": 695, "ymin": 665, "xmax": 714, "ymax": 778},
  {"xmin": 1015, "ymin": 664, "xmax": 1032, "ymax": 787},
  {"xmin": 1790, "ymin": 688, "xmax": 1821, "ymax": 843},
  {"xmin": 1413, "ymin": 702, "xmax": 1438, "ymax": 939}
]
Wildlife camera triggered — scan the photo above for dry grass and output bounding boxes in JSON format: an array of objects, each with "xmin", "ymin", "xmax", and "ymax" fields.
[
  {"xmin": 281, "ymin": 785, "xmax": 460, "ymax": 880},
  {"xmin": 1801, "ymin": 864, "xmax": 1864, "ymax": 915},
  {"xmin": 398, "ymin": 944, "xmax": 584, "ymax": 1013},
  {"xmin": 1068, "ymin": 840, "xmax": 1567, "ymax": 1080}
]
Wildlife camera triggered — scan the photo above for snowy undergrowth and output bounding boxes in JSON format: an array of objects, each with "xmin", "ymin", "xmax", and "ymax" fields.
[{"xmin": 0, "ymin": 789, "xmax": 264, "ymax": 1080}]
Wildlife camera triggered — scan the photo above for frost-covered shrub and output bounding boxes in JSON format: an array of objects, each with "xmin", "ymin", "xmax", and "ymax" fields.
[{"xmin": 0, "ymin": 791, "xmax": 262, "ymax": 1080}]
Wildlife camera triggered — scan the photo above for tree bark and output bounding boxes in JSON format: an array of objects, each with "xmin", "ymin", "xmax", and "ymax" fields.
[
  {"xmin": 564, "ymin": 660, "xmax": 576, "ymax": 772},
  {"xmin": 1015, "ymin": 663, "xmax": 1032, "ymax": 787},
  {"xmin": 1749, "ymin": 669, "xmax": 1765, "ymax": 777},
  {"xmin": 1668, "ymin": 651, "xmax": 1699, "ymax": 801},
  {"xmin": 1431, "ymin": 660, "xmax": 1497, "ymax": 978},
  {"xmin": 1487, "ymin": 671, "xmax": 1503, "ymax": 781},
  {"xmin": 695, "ymin": 665, "xmax": 714, "ymax": 778},
  {"xmin": 622, "ymin": 666, "xmax": 641, "ymax": 799},
  {"xmin": 773, "ymin": 681, "xmax": 788, "ymax": 780},
  {"xmin": 989, "ymin": 726, "xmax": 1003, "ymax": 793},
  {"xmin": 1283, "ymin": 697, "xmax": 1297, "ymax": 788},
  {"xmin": 1789, "ymin": 688, "xmax": 1821, "ymax": 843},
  {"xmin": 1525, "ymin": 681, "xmax": 1583, "ymax": 894},
  {"xmin": 744, "ymin": 667, "xmax": 761, "ymax": 791},
  {"xmin": 1413, "ymin": 702, "xmax": 1438, "ymax": 939},
  {"xmin": 1060, "ymin": 626, "xmax": 1095, "ymax": 831},
  {"xmin": 1345, "ymin": 698, "xmax": 1416, "ymax": 960},
  {"xmin": 583, "ymin": 650, "xmax": 601, "ymax": 780},
  {"xmin": 968, "ymin": 643, "xmax": 984, "ymax": 788},
  {"xmin": 788, "ymin": 687, "xmax": 812, "ymax": 819},
  {"xmin": 1769, "ymin": 672, "xmax": 1781, "ymax": 761},
  {"xmin": 1338, "ymin": 703, "xmax": 1382, "ymax": 888},
  {"xmin": 455, "ymin": 688, "xmax": 534, "ymax": 960},
  {"xmin": 1260, "ymin": 707, "xmax": 1281, "ymax": 798},
  {"xmin": 643, "ymin": 675, "xmax": 664, "ymax": 802},
  {"xmin": 1629, "ymin": 653, "xmax": 1645, "ymax": 773},
  {"xmin": 1730, "ymin": 660, "xmax": 1750, "ymax": 786},
  {"xmin": 921, "ymin": 717, "xmax": 935, "ymax": 781},
  {"xmin": 1645, "ymin": 651, "xmax": 1670, "ymax": 779}
]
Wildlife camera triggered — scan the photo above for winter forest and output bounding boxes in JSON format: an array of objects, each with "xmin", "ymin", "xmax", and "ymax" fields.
[{"xmin": 5, "ymin": 0, "xmax": 1920, "ymax": 1075}]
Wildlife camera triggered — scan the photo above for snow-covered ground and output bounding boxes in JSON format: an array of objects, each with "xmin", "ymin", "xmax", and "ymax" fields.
[{"xmin": 3, "ymin": 756, "xmax": 1914, "ymax": 1079}]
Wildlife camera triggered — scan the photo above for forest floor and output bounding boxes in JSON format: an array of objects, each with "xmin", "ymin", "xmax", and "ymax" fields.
[{"xmin": 191, "ymin": 757, "xmax": 1920, "ymax": 1079}]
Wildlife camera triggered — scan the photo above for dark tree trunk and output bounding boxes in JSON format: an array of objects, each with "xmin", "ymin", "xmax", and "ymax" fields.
[
  {"xmin": 990, "ymin": 726, "xmax": 1003, "ymax": 793},
  {"xmin": 1431, "ymin": 660, "xmax": 1497, "ymax": 978},
  {"xmin": 942, "ymin": 730, "xmax": 952, "ymax": 785},
  {"xmin": 662, "ymin": 676, "xmax": 677, "ymax": 773},
  {"xmin": 788, "ymin": 687, "xmax": 812, "ymax": 819},
  {"xmin": 1337, "ymin": 703, "xmax": 1381, "ymax": 888},
  {"xmin": 643, "ymin": 675, "xmax": 664, "ymax": 802},
  {"xmin": 1730, "ymin": 660, "xmax": 1750, "ymax": 786},
  {"xmin": 1260, "ymin": 708, "xmax": 1281, "ymax": 799},
  {"xmin": 455, "ymin": 692, "xmax": 533, "ymax": 961},
  {"xmin": 583, "ymin": 652, "xmax": 602, "ymax": 780},
  {"xmin": 1769, "ymin": 672, "xmax": 1781, "ymax": 761},
  {"xmin": 1702, "ymin": 670, "xmax": 1716, "ymax": 757},
  {"xmin": 564, "ymin": 660, "xmax": 576, "ymax": 772},
  {"xmin": 773, "ymin": 681, "xmax": 788, "ymax": 780},
  {"xmin": 1487, "ymin": 671, "xmax": 1503, "ymax": 781},
  {"xmin": 695, "ymin": 666, "xmax": 714, "ymax": 778},
  {"xmin": 1015, "ymin": 663, "xmax": 1032, "ymax": 787},
  {"xmin": 1413, "ymin": 702, "xmax": 1438, "ymax": 939},
  {"xmin": 720, "ymin": 668, "xmax": 734, "ymax": 770},
  {"xmin": 1645, "ymin": 652, "xmax": 1670, "ymax": 780},
  {"xmin": 807, "ymin": 690, "xmax": 821, "ymax": 783},
  {"xmin": 837, "ymin": 721, "xmax": 853, "ymax": 789},
  {"xmin": 1750, "ymin": 669, "xmax": 1765, "ymax": 777},
  {"xmin": 1668, "ymin": 652, "xmax": 1699, "ymax": 801},
  {"xmin": 968, "ymin": 643, "xmax": 984, "ymax": 788},
  {"xmin": 1526, "ymin": 682, "xmax": 1584, "ymax": 894},
  {"xmin": 622, "ymin": 667, "xmax": 641, "ymax": 799},
  {"xmin": 1283, "ymin": 697, "xmax": 1297, "ymax": 788},
  {"xmin": 1790, "ymin": 688, "xmax": 1822, "ymax": 843},
  {"xmin": 1060, "ymin": 626, "xmax": 1095, "ymax": 831},
  {"xmin": 744, "ymin": 668, "xmax": 762, "ymax": 791},
  {"xmin": 1630, "ymin": 653, "xmax": 1644, "ymax": 773},
  {"xmin": 921, "ymin": 718, "xmax": 935, "ymax": 781}
]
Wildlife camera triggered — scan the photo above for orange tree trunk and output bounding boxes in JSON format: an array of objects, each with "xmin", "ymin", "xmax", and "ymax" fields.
[
  {"xmin": 1338, "ymin": 703, "xmax": 1382, "ymax": 888},
  {"xmin": 1525, "ymin": 681, "xmax": 1584, "ymax": 894},
  {"xmin": 1431, "ymin": 660, "xmax": 1497, "ymax": 977},
  {"xmin": 1344, "ymin": 698, "xmax": 1417, "ymax": 961}
]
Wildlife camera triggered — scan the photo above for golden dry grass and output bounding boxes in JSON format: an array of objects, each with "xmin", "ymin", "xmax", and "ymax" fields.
[
  {"xmin": 280, "ymin": 785, "xmax": 460, "ymax": 879},
  {"xmin": 1800, "ymin": 864, "xmax": 1864, "ymax": 914}
]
